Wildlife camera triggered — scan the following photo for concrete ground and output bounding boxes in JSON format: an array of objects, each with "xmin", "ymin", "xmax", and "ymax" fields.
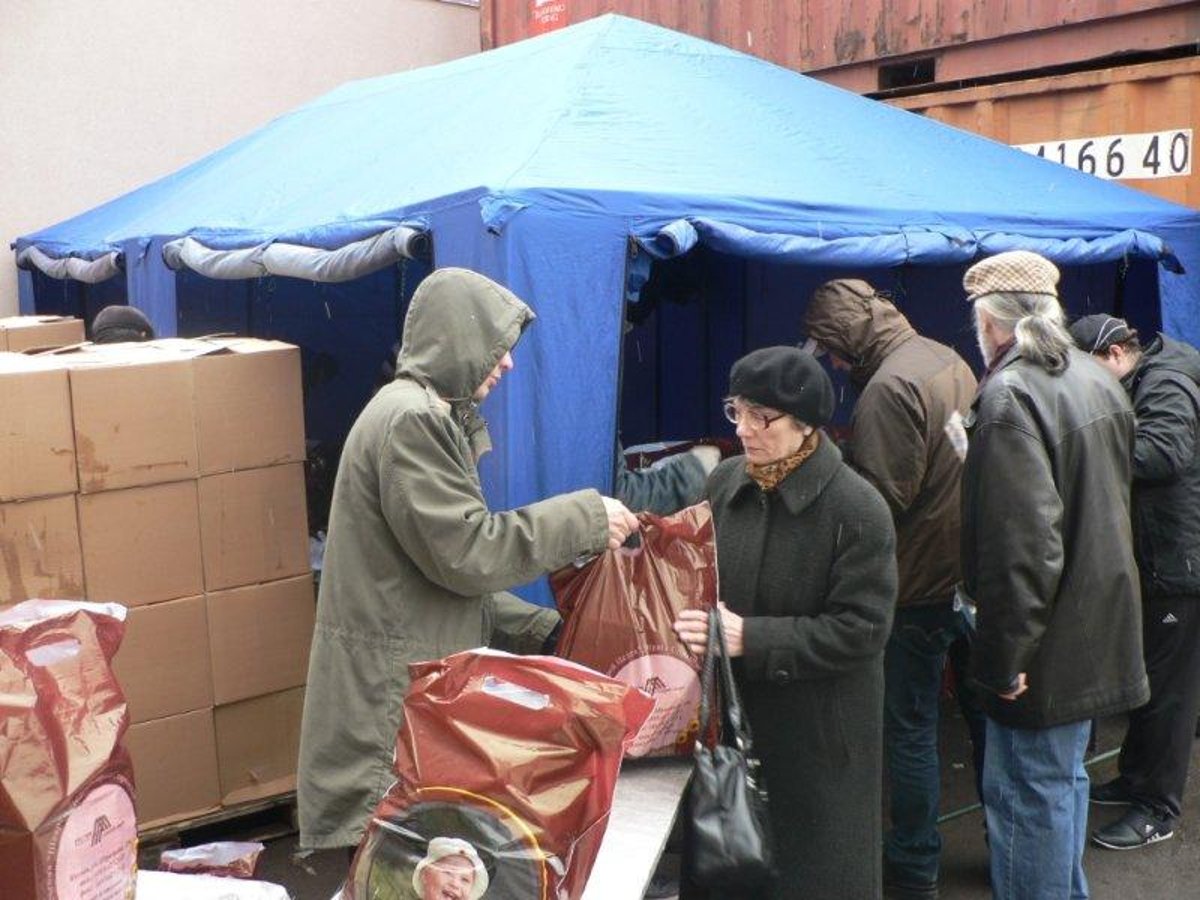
[
  {"xmin": 935, "ymin": 709, "xmax": 1200, "ymax": 899},
  {"xmin": 152, "ymin": 706, "xmax": 1200, "ymax": 899}
]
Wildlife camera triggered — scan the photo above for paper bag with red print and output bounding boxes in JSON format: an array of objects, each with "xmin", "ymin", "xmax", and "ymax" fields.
[
  {"xmin": 552, "ymin": 502, "xmax": 717, "ymax": 757},
  {"xmin": 0, "ymin": 600, "xmax": 137, "ymax": 900},
  {"xmin": 344, "ymin": 649, "xmax": 653, "ymax": 900}
]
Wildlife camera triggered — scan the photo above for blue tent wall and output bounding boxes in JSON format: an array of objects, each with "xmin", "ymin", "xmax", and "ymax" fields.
[
  {"xmin": 620, "ymin": 251, "xmax": 1160, "ymax": 449},
  {"xmin": 28, "ymin": 268, "xmax": 127, "ymax": 326}
]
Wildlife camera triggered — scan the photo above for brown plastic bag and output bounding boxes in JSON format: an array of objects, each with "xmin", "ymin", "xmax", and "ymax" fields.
[
  {"xmin": 344, "ymin": 649, "xmax": 653, "ymax": 900},
  {"xmin": 551, "ymin": 502, "xmax": 717, "ymax": 757},
  {"xmin": 158, "ymin": 841, "xmax": 265, "ymax": 878},
  {"xmin": 0, "ymin": 600, "xmax": 137, "ymax": 900}
]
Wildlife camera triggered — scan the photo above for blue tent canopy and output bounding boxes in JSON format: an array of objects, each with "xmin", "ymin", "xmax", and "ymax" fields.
[{"xmin": 16, "ymin": 14, "xmax": 1200, "ymax": 603}]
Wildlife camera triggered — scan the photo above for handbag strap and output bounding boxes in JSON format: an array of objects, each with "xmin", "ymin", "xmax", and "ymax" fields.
[{"xmin": 696, "ymin": 609, "xmax": 758, "ymax": 756}]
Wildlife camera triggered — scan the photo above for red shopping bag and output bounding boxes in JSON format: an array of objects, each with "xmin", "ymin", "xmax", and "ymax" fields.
[
  {"xmin": 345, "ymin": 650, "xmax": 653, "ymax": 900},
  {"xmin": 551, "ymin": 502, "xmax": 718, "ymax": 757},
  {"xmin": 0, "ymin": 600, "xmax": 137, "ymax": 900}
]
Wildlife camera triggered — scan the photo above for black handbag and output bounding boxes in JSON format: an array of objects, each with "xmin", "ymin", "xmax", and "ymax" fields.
[{"xmin": 686, "ymin": 609, "xmax": 775, "ymax": 890}]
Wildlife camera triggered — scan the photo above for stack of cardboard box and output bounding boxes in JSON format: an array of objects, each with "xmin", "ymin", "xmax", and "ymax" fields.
[
  {"xmin": 0, "ymin": 333, "xmax": 314, "ymax": 829},
  {"xmin": 0, "ymin": 314, "xmax": 84, "ymax": 352}
]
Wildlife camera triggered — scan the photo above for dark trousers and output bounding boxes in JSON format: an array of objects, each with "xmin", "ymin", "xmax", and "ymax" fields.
[
  {"xmin": 1117, "ymin": 596, "xmax": 1200, "ymax": 821},
  {"xmin": 883, "ymin": 602, "xmax": 987, "ymax": 884}
]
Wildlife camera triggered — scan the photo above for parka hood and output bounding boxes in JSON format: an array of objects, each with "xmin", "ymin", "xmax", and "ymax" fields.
[
  {"xmin": 396, "ymin": 267, "xmax": 535, "ymax": 400},
  {"xmin": 803, "ymin": 279, "xmax": 916, "ymax": 384}
]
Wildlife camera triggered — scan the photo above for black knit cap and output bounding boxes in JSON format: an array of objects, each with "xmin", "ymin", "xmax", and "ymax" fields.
[
  {"xmin": 1068, "ymin": 313, "xmax": 1134, "ymax": 354},
  {"xmin": 729, "ymin": 346, "xmax": 835, "ymax": 426},
  {"xmin": 92, "ymin": 305, "xmax": 155, "ymax": 343}
]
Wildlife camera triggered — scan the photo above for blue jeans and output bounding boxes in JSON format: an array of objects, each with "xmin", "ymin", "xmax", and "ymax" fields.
[
  {"xmin": 984, "ymin": 718, "xmax": 1091, "ymax": 900},
  {"xmin": 883, "ymin": 602, "xmax": 985, "ymax": 883}
]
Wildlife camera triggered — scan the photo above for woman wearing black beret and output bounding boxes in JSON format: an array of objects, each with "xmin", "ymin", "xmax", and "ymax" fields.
[{"xmin": 674, "ymin": 345, "xmax": 898, "ymax": 900}]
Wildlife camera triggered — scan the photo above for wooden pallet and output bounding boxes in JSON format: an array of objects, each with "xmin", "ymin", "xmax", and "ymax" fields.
[{"xmin": 137, "ymin": 791, "xmax": 298, "ymax": 861}]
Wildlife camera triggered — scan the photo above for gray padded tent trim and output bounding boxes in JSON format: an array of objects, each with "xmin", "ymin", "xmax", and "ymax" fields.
[
  {"xmin": 162, "ymin": 225, "xmax": 428, "ymax": 282},
  {"xmin": 16, "ymin": 246, "xmax": 122, "ymax": 283},
  {"xmin": 162, "ymin": 240, "xmax": 265, "ymax": 279}
]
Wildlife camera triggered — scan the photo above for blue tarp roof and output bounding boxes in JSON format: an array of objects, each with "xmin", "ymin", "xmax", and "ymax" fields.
[{"xmin": 18, "ymin": 13, "xmax": 1199, "ymax": 257}]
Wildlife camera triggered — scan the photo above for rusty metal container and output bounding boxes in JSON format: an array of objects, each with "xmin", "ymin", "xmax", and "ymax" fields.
[
  {"xmin": 481, "ymin": 1, "xmax": 1200, "ymax": 93},
  {"xmin": 890, "ymin": 57, "xmax": 1200, "ymax": 208}
]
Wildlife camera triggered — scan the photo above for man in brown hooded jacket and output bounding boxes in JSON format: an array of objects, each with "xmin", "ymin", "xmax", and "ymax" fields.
[
  {"xmin": 803, "ymin": 279, "xmax": 983, "ymax": 900},
  {"xmin": 297, "ymin": 268, "xmax": 638, "ymax": 852}
]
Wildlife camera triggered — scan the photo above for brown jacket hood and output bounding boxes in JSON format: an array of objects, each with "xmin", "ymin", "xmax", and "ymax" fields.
[{"xmin": 803, "ymin": 279, "xmax": 916, "ymax": 384}]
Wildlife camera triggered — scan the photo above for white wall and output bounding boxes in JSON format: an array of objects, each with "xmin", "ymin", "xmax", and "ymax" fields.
[{"xmin": 0, "ymin": 0, "xmax": 480, "ymax": 314}]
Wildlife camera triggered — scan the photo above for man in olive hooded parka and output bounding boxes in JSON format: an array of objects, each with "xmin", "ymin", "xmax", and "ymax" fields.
[{"xmin": 298, "ymin": 268, "xmax": 614, "ymax": 850}]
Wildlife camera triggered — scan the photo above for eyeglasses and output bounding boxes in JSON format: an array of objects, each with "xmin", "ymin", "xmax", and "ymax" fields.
[{"xmin": 723, "ymin": 400, "xmax": 788, "ymax": 430}]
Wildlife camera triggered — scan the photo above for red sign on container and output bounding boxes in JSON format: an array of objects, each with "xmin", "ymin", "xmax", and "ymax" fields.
[{"xmin": 530, "ymin": 0, "xmax": 568, "ymax": 35}]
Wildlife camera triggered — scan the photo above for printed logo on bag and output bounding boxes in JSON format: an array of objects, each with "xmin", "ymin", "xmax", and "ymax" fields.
[
  {"xmin": 88, "ymin": 815, "xmax": 113, "ymax": 848},
  {"xmin": 642, "ymin": 675, "xmax": 668, "ymax": 695},
  {"xmin": 616, "ymin": 653, "xmax": 702, "ymax": 756},
  {"xmin": 55, "ymin": 783, "xmax": 137, "ymax": 899}
]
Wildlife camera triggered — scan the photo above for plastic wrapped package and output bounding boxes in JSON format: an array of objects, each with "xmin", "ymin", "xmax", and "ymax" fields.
[
  {"xmin": 345, "ymin": 649, "xmax": 653, "ymax": 900},
  {"xmin": 552, "ymin": 503, "xmax": 717, "ymax": 757},
  {"xmin": 0, "ymin": 600, "xmax": 137, "ymax": 900},
  {"xmin": 159, "ymin": 840, "xmax": 265, "ymax": 878}
]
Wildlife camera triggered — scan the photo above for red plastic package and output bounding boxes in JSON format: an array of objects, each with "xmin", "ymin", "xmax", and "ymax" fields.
[
  {"xmin": 159, "ymin": 841, "xmax": 265, "ymax": 878},
  {"xmin": 344, "ymin": 649, "xmax": 653, "ymax": 900},
  {"xmin": 0, "ymin": 600, "xmax": 137, "ymax": 900},
  {"xmin": 551, "ymin": 502, "xmax": 717, "ymax": 757}
]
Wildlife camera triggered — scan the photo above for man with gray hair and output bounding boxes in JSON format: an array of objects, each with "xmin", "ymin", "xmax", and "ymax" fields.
[{"xmin": 960, "ymin": 251, "xmax": 1148, "ymax": 899}]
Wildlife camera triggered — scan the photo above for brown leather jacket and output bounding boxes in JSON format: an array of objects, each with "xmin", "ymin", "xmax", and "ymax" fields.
[{"xmin": 805, "ymin": 280, "xmax": 976, "ymax": 607}]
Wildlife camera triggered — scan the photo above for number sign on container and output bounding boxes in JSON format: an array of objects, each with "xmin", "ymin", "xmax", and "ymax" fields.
[{"xmin": 1014, "ymin": 129, "xmax": 1192, "ymax": 180}]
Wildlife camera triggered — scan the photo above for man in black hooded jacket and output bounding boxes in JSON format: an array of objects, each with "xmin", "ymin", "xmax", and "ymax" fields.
[{"xmin": 1070, "ymin": 314, "xmax": 1200, "ymax": 850}]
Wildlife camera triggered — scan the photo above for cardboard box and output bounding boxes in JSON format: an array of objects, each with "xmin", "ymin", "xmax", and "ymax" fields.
[
  {"xmin": 113, "ymin": 595, "xmax": 213, "ymax": 723},
  {"xmin": 0, "ymin": 353, "xmax": 77, "ymax": 501},
  {"xmin": 198, "ymin": 463, "xmax": 309, "ymax": 590},
  {"xmin": 78, "ymin": 480, "xmax": 204, "ymax": 606},
  {"xmin": 125, "ymin": 708, "xmax": 220, "ymax": 827},
  {"xmin": 0, "ymin": 315, "xmax": 84, "ymax": 352},
  {"xmin": 63, "ymin": 343, "xmax": 201, "ymax": 492},
  {"xmin": 206, "ymin": 574, "xmax": 315, "ymax": 704},
  {"xmin": 0, "ymin": 494, "xmax": 84, "ymax": 604},
  {"xmin": 193, "ymin": 339, "xmax": 305, "ymax": 475},
  {"xmin": 214, "ymin": 687, "xmax": 304, "ymax": 805}
]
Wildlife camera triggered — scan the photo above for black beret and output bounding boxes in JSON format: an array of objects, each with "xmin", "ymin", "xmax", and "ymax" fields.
[
  {"xmin": 729, "ymin": 346, "xmax": 835, "ymax": 426},
  {"xmin": 1068, "ymin": 314, "xmax": 1134, "ymax": 354},
  {"xmin": 92, "ymin": 305, "xmax": 155, "ymax": 344}
]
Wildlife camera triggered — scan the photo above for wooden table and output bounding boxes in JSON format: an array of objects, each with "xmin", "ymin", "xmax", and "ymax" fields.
[{"xmin": 581, "ymin": 756, "xmax": 692, "ymax": 900}]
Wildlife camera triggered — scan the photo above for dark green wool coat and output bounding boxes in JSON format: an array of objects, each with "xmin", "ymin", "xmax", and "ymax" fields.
[{"xmin": 683, "ymin": 435, "xmax": 897, "ymax": 900}]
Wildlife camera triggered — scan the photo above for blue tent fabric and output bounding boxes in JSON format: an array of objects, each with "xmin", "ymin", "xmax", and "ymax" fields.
[{"xmin": 15, "ymin": 14, "xmax": 1200, "ymax": 604}]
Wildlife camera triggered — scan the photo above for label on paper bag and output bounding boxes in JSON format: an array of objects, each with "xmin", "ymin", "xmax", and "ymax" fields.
[{"xmin": 49, "ymin": 782, "xmax": 137, "ymax": 900}]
